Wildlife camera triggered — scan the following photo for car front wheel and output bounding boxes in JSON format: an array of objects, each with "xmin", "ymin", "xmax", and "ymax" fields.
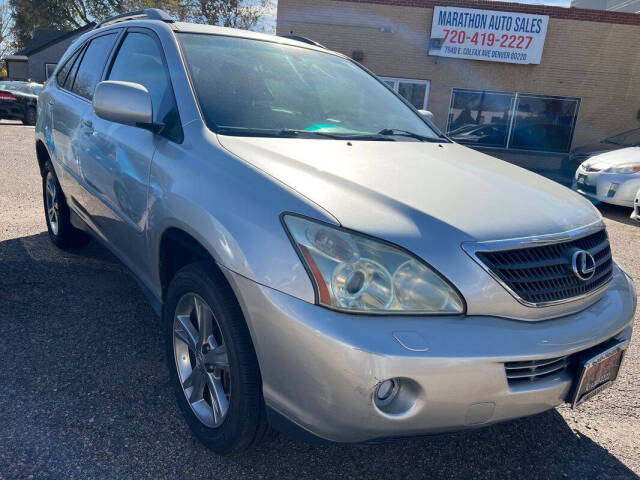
[{"xmin": 164, "ymin": 262, "xmax": 270, "ymax": 453}]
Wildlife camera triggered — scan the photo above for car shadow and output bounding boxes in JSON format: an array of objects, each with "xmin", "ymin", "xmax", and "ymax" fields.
[
  {"xmin": 0, "ymin": 232, "xmax": 637, "ymax": 479},
  {"xmin": 597, "ymin": 203, "xmax": 638, "ymax": 227}
]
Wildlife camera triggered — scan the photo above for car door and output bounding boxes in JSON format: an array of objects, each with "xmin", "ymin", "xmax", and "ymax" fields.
[
  {"xmin": 48, "ymin": 44, "xmax": 89, "ymax": 200},
  {"xmin": 77, "ymin": 28, "xmax": 182, "ymax": 280},
  {"xmin": 50, "ymin": 33, "xmax": 119, "ymax": 209}
]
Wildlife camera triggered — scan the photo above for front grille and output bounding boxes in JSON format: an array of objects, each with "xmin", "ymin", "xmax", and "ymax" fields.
[
  {"xmin": 505, "ymin": 356, "xmax": 570, "ymax": 382},
  {"xmin": 505, "ymin": 336, "xmax": 624, "ymax": 386},
  {"xmin": 476, "ymin": 229, "xmax": 613, "ymax": 304}
]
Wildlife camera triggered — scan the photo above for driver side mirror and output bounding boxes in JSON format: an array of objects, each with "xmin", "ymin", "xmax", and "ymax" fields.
[
  {"xmin": 93, "ymin": 80, "xmax": 154, "ymax": 129},
  {"xmin": 418, "ymin": 109, "xmax": 434, "ymax": 122}
]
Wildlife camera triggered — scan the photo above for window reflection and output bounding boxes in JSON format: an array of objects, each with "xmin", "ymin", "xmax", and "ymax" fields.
[
  {"xmin": 447, "ymin": 88, "xmax": 580, "ymax": 153},
  {"xmin": 447, "ymin": 90, "xmax": 513, "ymax": 148},
  {"xmin": 510, "ymin": 95, "xmax": 579, "ymax": 152}
]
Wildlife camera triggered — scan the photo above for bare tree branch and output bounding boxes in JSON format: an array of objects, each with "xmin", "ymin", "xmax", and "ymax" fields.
[
  {"xmin": 6, "ymin": 0, "xmax": 273, "ymax": 53},
  {"xmin": 0, "ymin": 4, "xmax": 13, "ymax": 57}
]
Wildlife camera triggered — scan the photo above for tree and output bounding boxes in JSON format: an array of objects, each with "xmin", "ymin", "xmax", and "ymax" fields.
[
  {"xmin": 9, "ymin": 0, "xmax": 81, "ymax": 51},
  {"xmin": 193, "ymin": 0, "xmax": 274, "ymax": 31},
  {"xmin": 8, "ymin": 0, "xmax": 274, "ymax": 51},
  {"xmin": 0, "ymin": 3, "xmax": 12, "ymax": 57}
]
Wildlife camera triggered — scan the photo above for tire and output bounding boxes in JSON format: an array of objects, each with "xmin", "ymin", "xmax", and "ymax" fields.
[
  {"xmin": 23, "ymin": 106, "xmax": 36, "ymax": 126},
  {"xmin": 42, "ymin": 160, "xmax": 90, "ymax": 249},
  {"xmin": 164, "ymin": 261, "xmax": 270, "ymax": 454}
]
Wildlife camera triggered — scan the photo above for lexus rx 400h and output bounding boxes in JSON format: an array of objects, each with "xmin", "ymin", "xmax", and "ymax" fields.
[{"xmin": 35, "ymin": 9, "xmax": 636, "ymax": 454}]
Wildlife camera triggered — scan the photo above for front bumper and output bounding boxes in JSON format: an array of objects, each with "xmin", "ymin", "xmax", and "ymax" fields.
[
  {"xmin": 0, "ymin": 101, "xmax": 26, "ymax": 120},
  {"xmin": 572, "ymin": 169, "xmax": 640, "ymax": 207},
  {"xmin": 631, "ymin": 195, "xmax": 640, "ymax": 221},
  {"xmin": 224, "ymin": 265, "xmax": 636, "ymax": 443}
]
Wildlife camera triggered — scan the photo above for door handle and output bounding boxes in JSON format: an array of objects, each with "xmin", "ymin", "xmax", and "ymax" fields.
[{"xmin": 82, "ymin": 118, "xmax": 94, "ymax": 135}]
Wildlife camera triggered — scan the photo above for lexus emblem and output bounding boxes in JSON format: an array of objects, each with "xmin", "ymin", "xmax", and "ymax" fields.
[{"xmin": 571, "ymin": 250, "xmax": 596, "ymax": 281}]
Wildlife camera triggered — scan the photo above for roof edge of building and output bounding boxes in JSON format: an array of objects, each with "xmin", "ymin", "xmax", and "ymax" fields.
[
  {"xmin": 327, "ymin": 0, "xmax": 640, "ymax": 25},
  {"xmin": 17, "ymin": 22, "xmax": 97, "ymax": 56}
]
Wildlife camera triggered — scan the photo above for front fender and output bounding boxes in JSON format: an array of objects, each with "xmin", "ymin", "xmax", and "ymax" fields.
[{"xmin": 147, "ymin": 122, "xmax": 336, "ymax": 304}]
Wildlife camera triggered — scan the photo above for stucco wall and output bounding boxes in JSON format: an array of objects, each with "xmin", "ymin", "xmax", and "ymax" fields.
[{"xmin": 276, "ymin": 0, "xmax": 640, "ymax": 148}]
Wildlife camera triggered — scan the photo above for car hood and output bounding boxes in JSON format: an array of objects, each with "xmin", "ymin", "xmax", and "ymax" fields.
[
  {"xmin": 218, "ymin": 136, "xmax": 600, "ymax": 246},
  {"xmin": 582, "ymin": 146, "xmax": 640, "ymax": 167}
]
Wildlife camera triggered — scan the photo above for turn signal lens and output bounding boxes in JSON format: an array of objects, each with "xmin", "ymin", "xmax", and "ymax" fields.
[{"xmin": 283, "ymin": 214, "xmax": 465, "ymax": 314}]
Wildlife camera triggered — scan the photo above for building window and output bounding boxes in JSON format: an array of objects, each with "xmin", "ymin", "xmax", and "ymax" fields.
[
  {"xmin": 380, "ymin": 77, "xmax": 430, "ymax": 110},
  {"xmin": 510, "ymin": 94, "xmax": 580, "ymax": 153},
  {"xmin": 448, "ymin": 90, "xmax": 513, "ymax": 148},
  {"xmin": 45, "ymin": 63, "xmax": 57, "ymax": 79},
  {"xmin": 447, "ymin": 88, "xmax": 580, "ymax": 153}
]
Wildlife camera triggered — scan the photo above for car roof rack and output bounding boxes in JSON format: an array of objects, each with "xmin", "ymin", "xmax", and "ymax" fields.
[
  {"xmin": 94, "ymin": 8, "xmax": 174, "ymax": 29},
  {"xmin": 281, "ymin": 35, "xmax": 326, "ymax": 48}
]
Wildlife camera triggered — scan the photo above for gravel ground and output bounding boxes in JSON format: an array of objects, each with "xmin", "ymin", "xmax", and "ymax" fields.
[{"xmin": 0, "ymin": 120, "xmax": 638, "ymax": 480}]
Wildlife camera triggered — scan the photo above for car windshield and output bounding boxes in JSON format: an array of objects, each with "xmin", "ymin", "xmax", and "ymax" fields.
[
  {"xmin": 178, "ymin": 33, "xmax": 443, "ymax": 140},
  {"xmin": 605, "ymin": 128, "xmax": 640, "ymax": 146}
]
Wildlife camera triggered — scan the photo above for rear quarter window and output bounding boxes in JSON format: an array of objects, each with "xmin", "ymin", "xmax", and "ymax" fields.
[{"xmin": 56, "ymin": 49, "xmax": 82, "ymax": 88}]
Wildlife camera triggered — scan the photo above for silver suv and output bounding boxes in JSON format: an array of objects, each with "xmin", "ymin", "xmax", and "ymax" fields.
[{"xmin": 36, "ymin": 9, "xmax": 636, "ymax": 454}]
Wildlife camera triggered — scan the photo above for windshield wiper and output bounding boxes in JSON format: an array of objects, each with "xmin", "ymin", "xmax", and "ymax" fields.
[
  {"xmin": 216, "ymin": 127, "xmax": 356, "ymax": 139},
  {"xmin": 276, "ymin": 129, "xmax": 347, "ymax": 139},
  {"xmin": 378, "ymin": 128, "xmax": 446, "ymax": 143},
  {"xmin": 278, "ymin": 129, "xmax": 397, "ymax": 141},
  {"xmin": 216, "ymin": 127, "xmax": 395, "ymax": 141}
]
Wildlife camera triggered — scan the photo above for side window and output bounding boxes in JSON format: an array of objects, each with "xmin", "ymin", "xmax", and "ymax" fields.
[
  {"xmin": 72, "ymin": 33, "xmax": 117, "ymax": 100},
  {"xmin": 56, "ymin": 48, "xmax": 81, "ymax": 88},
  {"xmin": 107, "ymin": 32, "xmax": 182, "ymax": 142}
]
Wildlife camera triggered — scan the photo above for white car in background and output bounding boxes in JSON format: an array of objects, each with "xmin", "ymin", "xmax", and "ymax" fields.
[{"xmin": 573, "ymin": 147, "xmax": 640, "ymax": 208}]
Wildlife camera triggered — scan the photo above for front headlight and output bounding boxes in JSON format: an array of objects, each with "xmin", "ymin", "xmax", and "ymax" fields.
[
  {"xmin": 604, "ymin": 163, "xmax": 640, "ymax": 174},
  {"xmin": 282, "ymin": 214, "xmax": 465, "ymax": 314}
]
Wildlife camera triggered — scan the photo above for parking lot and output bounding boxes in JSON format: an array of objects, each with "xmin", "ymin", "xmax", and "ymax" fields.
[{"xmin": 0, "ymin": 120, "xmax": 638, "ymax": 480}]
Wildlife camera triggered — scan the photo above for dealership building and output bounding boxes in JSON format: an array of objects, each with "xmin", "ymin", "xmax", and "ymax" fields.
[{"xmin": 276, "ymin": 0, "xmax": 640, "ymax": 167}]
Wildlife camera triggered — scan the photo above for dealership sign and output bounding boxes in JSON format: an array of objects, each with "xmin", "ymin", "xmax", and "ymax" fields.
[{"xmin": 429, "ymin": 6, "xmax": 549, "ymax": 64}]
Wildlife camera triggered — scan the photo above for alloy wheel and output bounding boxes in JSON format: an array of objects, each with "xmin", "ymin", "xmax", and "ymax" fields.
[
  {"xmin": 45, "ymin": 173, "xmax": 59, "ymax": 236},
  {"xmin": 173, "ymin": 293, "xmax": 231, "ymax": 427}
]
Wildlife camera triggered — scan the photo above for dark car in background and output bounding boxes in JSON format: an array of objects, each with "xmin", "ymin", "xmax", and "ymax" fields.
[
  {"xmin": 0, "ymin": 81, "xmax": 43, "ymax": 125},
  {"xmin": 570, "ymin": 128, "xmax": 640, "ymax": 166}
]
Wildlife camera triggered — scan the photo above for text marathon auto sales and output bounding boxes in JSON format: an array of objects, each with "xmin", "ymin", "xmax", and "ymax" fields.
[{"xmin": 437, "ymin": 10, "xmax": 545, "ymax": 34}]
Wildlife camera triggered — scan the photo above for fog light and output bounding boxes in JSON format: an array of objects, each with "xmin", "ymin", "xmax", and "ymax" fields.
[
  {"xmin": 377, "ymin": 380, "xmax": 395, "ymax": 399},
  {"xmin": 607, "ymin": 183, "xmax": 619, "ymax": 198},
  {"xmin": 375, "ymin": 378, "xmax": 399, "ymax": 406},
  {"xmin": 373, "ymin": 377, "xmax": 421, "ymax": 415}
]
